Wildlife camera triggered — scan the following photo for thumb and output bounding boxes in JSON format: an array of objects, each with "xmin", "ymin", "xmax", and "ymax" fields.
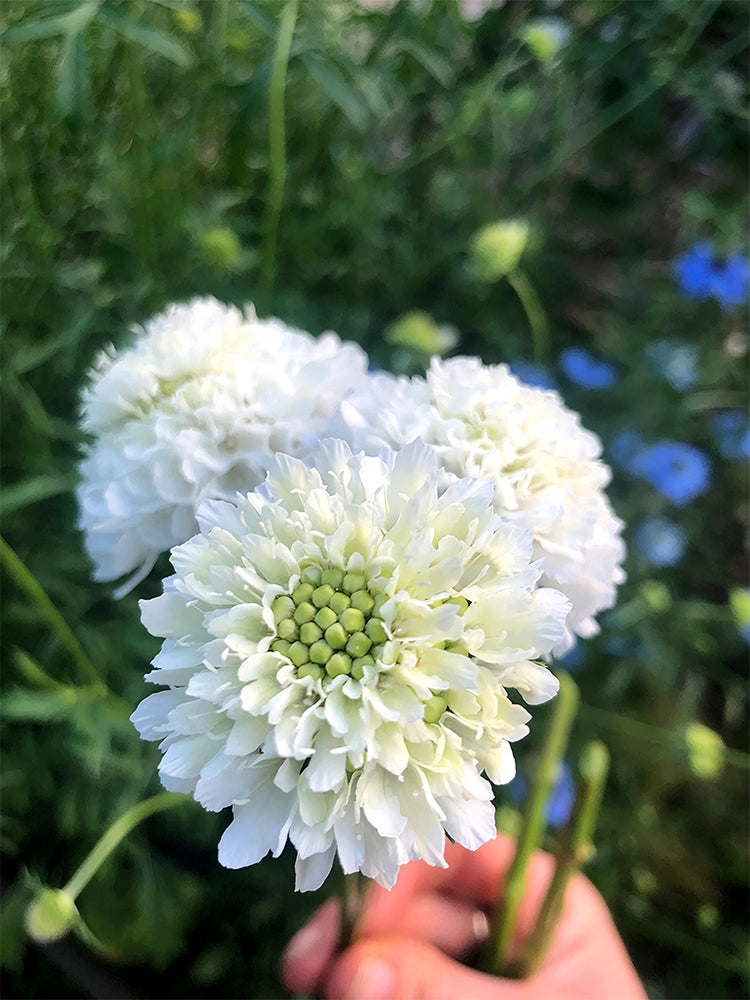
[{"xmin": 324, "ymin": 934, "xmax": 529, "ymax": 1000}]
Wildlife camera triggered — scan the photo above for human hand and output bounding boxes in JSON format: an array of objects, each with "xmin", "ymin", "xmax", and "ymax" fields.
[{"xmin": 280, "ymin": 835, "xmax": 647, "ymax": 1000}]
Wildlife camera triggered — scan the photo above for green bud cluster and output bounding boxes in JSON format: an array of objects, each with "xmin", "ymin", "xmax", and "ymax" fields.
[{"xmin": 271, "ymin": 567, "xmax": 389, "ymax": 683}]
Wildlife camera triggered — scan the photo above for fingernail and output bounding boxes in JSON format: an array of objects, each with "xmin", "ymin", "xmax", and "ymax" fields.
[
  {"xmin": 343, "ymin": 957, "xmax": 397, "ymax": 1000},
  {"xmin": 282, "ymin": 918, "xmax": 325, "ymax": 967}
]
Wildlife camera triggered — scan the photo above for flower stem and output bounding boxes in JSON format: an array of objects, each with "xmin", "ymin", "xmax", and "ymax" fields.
[
  {"xmin": 339, "ymin": 872, "xmax": 368, "ymax": 952},
  {"xmin": 507, "ymin": 268, "xmax": 549, "ymax": 364},
  {"xmin": 261, "ymin": 0, "xmax": 298, "ymax": 303},
  {"xmin": 484, "ymin": 670, "xmax": 579, "ymax": 977},
  {"xmin": 62, "ymin": 793, "xmax": 185, "ymax": 901},
  {"xmin": 0, "ymin": 536, "xmax": 101, "ymax": 688},
  {"xmin": 516, "ymin": 740, "xmax": 610, "ymax": 977}
]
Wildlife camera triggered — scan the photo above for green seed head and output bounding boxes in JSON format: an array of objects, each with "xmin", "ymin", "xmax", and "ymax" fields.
[
  {"xmin": 272, "ymin": 595, "xmax": 295, "ymax": 623},
  {"xmin": 298, "ymin": 662, "xmax": 324, "ymax": 681},
  {"xmin": 324, "ymin": 622, "xmax": 348, "ymax": 650},
  {"xmin": 326, "ymin": 652, "xmax": 352, "ymax": 678},
  {"xmin": 339, "ymin": 607, "xmax": 365, "ymax": 634},
  {"xmin": 310, "ymin": 640, "xmax": 333, "ymax": 665},
  {"xmin": 299, "ymin": 622, "xmax": 323, "ymax": 645},
  {"xmin": 312, "ymin": 584, "xmax": 335, "ymax": 608},
  {"xmin": 292, "ymin": 582, "xmax": 314, "ymax": 605},
  {"xmin": 351, "ymin": 654, "xmax": 375, "ymax": 679},
  {"xmin": 289, "ymin": 641, "xmax": 310, "ymax": 667},
  {"xmin": 271, "ymin": 638, "xmax": 291, "ymax": 656},
  {"xmin": 277, "ymin": 617, "xmax": 299, "ymax": 641},
  {"xmin": 365, "ymin": 618, "xmax": 388, "ymax": 644},
  {"xmin": 321, "ymin": 568, "xmax": 344, "ymax": 589},
  {"xmin": 293, "ymin": 601, "xmax": 316, "ymax": 625},
  {"xmin": 343, "ymin": 572, "xmax": 366, "ymax": 594},
  {"xmin": 329, "ymin": 591, "xmax": 351, "ymax": 615},
  {"xmin": 346, "ymin": 631, "xmax": 372, "ymax": 658},
  {"xmin": 350, "ymin": 589, "xmax": 375, "ymax": 614},
  {"xmin": 314, "ymin": 606, "xmax": 338, "ymax": 630}
]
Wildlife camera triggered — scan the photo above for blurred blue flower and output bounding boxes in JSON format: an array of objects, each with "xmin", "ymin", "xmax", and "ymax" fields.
[
  {"xmin": 634, "ymin": 516, "xmax": 687, "ymax": 567},
  {"xmin": 674, "ymin": 243, "xmax": 715, "ymax": 299},
  {"xmin": 609, "ymin": 429, "xmax": 644, "ymax": 472},
  {"xmin": 646, "ymin": 339, "xmax": 699, "ymax": 391},
  {"xmin": 509, "ymin": 761, "xmax": 576, "ymax": 829},
  {"xmin": 554, "ymin": 642, "xmax": 585, "ymax": 673},
  {"xmin": 712, "ymin": 410, "xmax": 750, "ymax": 461},
  {"xmin": 508, "ymin": 360, "xmax": 557, "ymax": 390},
  {"xmin": 674, "ymin": 242, "xmax": 749, "ymax": 312},
  {"xmin": 631, "ymin": 440, "xmax": 711, "ymax": 505},
  {"xmin": 560, "ymin": 346, "xmax": 617, "ymax": 389},
  {"xmin": 712, "ymin": 253, "xmax": 749, "ymax": 309}
]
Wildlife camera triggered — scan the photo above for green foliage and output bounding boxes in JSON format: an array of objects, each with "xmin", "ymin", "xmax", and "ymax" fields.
[{"xmin": 1, "ymin": 1, "xmax": 747, "ymax": 997}]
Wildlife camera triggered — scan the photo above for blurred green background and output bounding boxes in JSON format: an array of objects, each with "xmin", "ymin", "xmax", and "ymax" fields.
[{"xmin": 1, "ymin": 1, "xmax": 748, "ymax": 997}]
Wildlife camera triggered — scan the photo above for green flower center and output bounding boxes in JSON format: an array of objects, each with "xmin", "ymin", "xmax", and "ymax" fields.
[{"xmin": 270, "ymin": 567, "xmax": 389, "ymax": 682}]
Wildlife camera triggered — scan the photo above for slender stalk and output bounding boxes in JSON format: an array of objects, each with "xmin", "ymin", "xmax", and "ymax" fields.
[
  {"xmin": 516, "ymin": 741, "xmax": 610, "ymax": 977},
  {"xmin": 63, "ymin": 793, "xmax": 184, "ymax": 901},
  {"xmin": 261, "ymin": 0, "xmax": 298, "ymax": 302},
  {"xmin": 0, "ymin": 536, "xmax": 101, "ymax": 688},
  {"xmin": 339, "ymin": 871, "xmax": 367, "ymax": 951},
  {"xmin": 484, "ymin": 671, "xmax": 579, "ymax": 977},
  {"xmin": 507, "ymin": 268, "xmax": 550, "ymax": 364}
]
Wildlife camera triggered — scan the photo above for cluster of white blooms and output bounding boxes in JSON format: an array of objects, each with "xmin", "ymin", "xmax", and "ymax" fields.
[
  {"xmin": 78, "ymin": 296, "xmax": 625, "ymax": 889},
  {"xmin": 77, "ymin": 298, "xmax": 368, "ymax": 594},
  {"xmin": 132, "ymin": 441, "xmax": 570, "ymax": 890},
  {"xmin": 335, "ymin": 357, "xmax": 626, "ymax": 654}
]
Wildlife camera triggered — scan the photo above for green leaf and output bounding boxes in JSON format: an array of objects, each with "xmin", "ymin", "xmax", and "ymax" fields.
[
  {"xmin": 1, "ymin": 2, "xmax": 99, "ymax": 43},
  {"xmin": 0, "ymin": 474, "xmax": 78, "ymax": 516},
  {"xmin": 391, "ymin": 38, "xmax": 455, "ymax": 87},
  {"xmin": 300, "ymin": 53, "xmax": 370, "ymax": 133},
  {"xmin": 55, "ymin": 27, "xmax": 90, "ymax": 122},
  {"xmin": 98, "ymin": 8, "xmax": 193, "ymax": 66},
  {"xmin": 1, "ymin": 688, "xmax": 81, "ymax": 721}
]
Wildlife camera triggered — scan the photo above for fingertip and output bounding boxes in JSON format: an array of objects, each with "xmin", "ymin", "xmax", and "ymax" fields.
[
  {"xmin": 280, "ymin": 897, "xmax": 341, "ymax": 995},
  {"xmin": 324, "ymin": 935, "xmax": 509, "ymax": 1000}
]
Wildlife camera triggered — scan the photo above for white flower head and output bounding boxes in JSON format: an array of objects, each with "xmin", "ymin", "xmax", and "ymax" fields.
[
  {"xmin": 132, "ymin": 440, "xmax": 570, "ymax": 891},
  {"xmin": 76, "ymin": 298, "xmax": 368, "ymax": 594},
  {"xmin": 337, "ymin": 357, "xmax": 625, "ymax": 654}
]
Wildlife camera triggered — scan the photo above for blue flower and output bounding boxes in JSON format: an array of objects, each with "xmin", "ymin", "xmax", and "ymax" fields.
[
  {"xmin": 559, "ymin": 346, "xmax": 617, "ymax": 389},
  {"xmin": 508, "ymin": 761, "xmax": 576, "ymax": 829},
  {"xmin": 674, "ymin": 242, "xmax": 749, "ymax": 312},
  {"xmin": 634, "ymin": 517, "xmax": 687, "ymax": 567},
  {"xmin": 646, "ymin": 339, "xmax": 699, "ymax": 391},
  {"xmin": 608, "ymin": 429, "xmax": 644, "ymax": 472},
  {"xmin": 554, "ymin": 642, "xmax": 585, "ymax": 673},
  {"xmin": 508, "ymin": 360, "xmax": 557, "ymax": 391},
  {"xmin": 674, "ymin": 243, "xmax": 715, "ymax": 299},
  {"xmin": 711, "ymin": 254, "xmax": 749, "ymax": 309},
  {"xmin": 712, "ymin": 410, "xmax": 750, "ymax": 461},
  {"xmin": 631, "ymin": 440, "xmax": 711, "ymax": 505}
]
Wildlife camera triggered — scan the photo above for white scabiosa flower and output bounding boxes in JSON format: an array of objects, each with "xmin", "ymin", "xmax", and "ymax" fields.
[
  {"xmin": 337, "ymin": 357, "xmax": 625, "ymax": 654},
  {"xmin": 132, "ymin": 440, "xmax": 570, "ymax": 891},
  {"xmin": 76, "ymin": 298, "xmax": 368, "ymax": 594}
]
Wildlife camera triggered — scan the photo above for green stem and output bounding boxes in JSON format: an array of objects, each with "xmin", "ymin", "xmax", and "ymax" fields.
[
  {"xmin": 516, "ymin": 741, "xmax": 610, "ymax": 977},
  {"xmin": 580, "ymin": 705, "xmax": 750, "ymax": 771},
  {"xmin": 63, "ymin": 793, "xmax": 185, "ymax": 901},
  {"xmin": 0, "ymin": 536, "xmax": 101, "ymax": 688},
  {"xmin": 261, "ymin": 0, "xmax": 298, "ymax": 302},
  {"xmin": 507, "ymin": 268, "xmax": 549, "ymax": 364},
  {"xmin": 485, "ymin": 671, "xmax": 579, "ymax": 977},
  {"xmin": 339, "ymin": 871, "xmax": 367, "ymax": 952}
]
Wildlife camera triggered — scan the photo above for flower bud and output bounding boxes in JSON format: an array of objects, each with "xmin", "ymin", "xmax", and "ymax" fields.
[
  {"xmin": 25, "ymin": 888, "xmax": 78, "ymax": 943},
  {"xmin": 470, "ymin": 220, "xmax": 529, "ymax": 281},
  {"xmin": 521, "ymin": 18, "xmax": 570, "ymax": 65},
  {"xmin": 385, "ymin": 312, "xmax": 458, "ymax": 357}
]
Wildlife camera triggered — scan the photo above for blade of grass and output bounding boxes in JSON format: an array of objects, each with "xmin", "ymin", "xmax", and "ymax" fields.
[{"xmin": 0, "ymin": 536, "xmax": 101, "ymax": 688}]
